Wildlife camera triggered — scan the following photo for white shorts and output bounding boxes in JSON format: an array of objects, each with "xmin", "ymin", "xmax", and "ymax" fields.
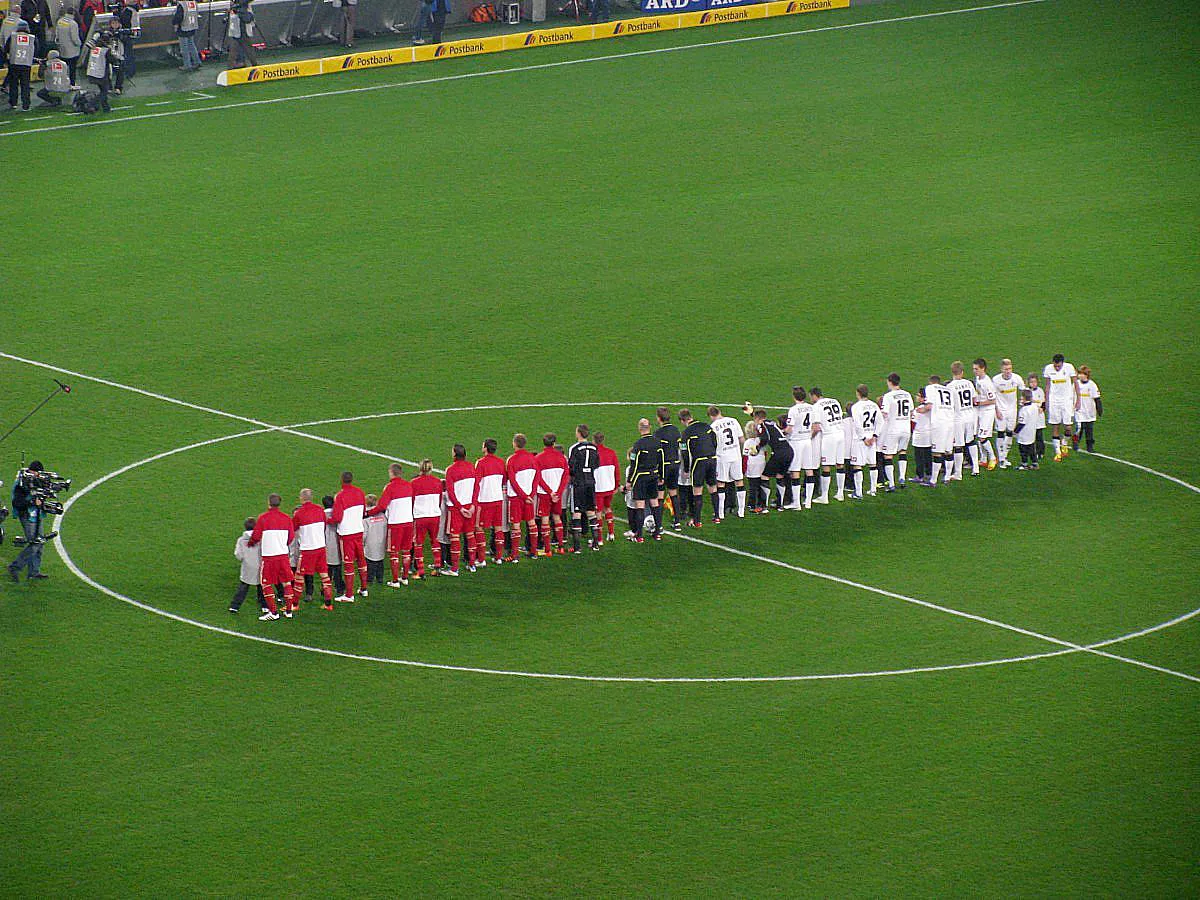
[
  {"xmin": 819, "ymin": 431, "xmax": 844, "ymax": 467},
  {"xmin": 1048, "ymin": 399, "xmax": 1073, "ymax": 425},
  {"xmin": 850, "ymin": 439, "xmax": 874, "ymax": 467},
  {"xmin": 931, "ymin": 421, "xmax": 953, "ymax": 455},
  {"xmin": 716, "ymin": 456, "xmax": 743, "ymax": 483},
  {"xmin": 880, "ymin": 430, "xmax": 910, "ymax": 456},
  {"xmin": 976, "ymin": 409, "xmax": 996, "ymax": 439},
  {"xmin": 953, "ymin": 415, "xmax": 975, "ymax": 447},
  {"xmin": 790, "ymin": 440, "xmax": 820, "ymax": 471},
  {"xmin": 995, "ymin": 406, "xmax": 1016, "ymax": 434},
  {"xmin": 745, "ymin": 453, "xmax": 767, "ymax": 478}
]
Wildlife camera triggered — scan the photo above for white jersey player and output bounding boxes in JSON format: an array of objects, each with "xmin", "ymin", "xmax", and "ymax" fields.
[
  {"xmin": 971, "ymin": 358, "xmax": 1001, "ymax": 470},
  {"xmin": 809, "ymin": 387, "xmax": 846, "ymax": 503},
  {"xmin": 991, "ymin": 359, "xmax": 1025, "ymax": 468},
  {"xmin": 849, "ymin": 385, "xmax": 881, "ymax": 498},
  {"xmin": 947, "ymin": 360, "xmax": 980, "ymax": 479},
  {"xmin": 880, "ymin": 373, "xmax": 913, "ymax": 490},
  {"xmin": 922, "ymin": 376, "xmax": 954, "ymax": 486},
  {"xmin": 785, "ymin": 385, "xmax": 818, "ymax": 509},
  {"xmin": 1043, "ymin": 353, "xmax": 1079, "ymax": 460},
  {"xmin": 707, "ymin": 406, "xmax": 746, "ymax": 518}
]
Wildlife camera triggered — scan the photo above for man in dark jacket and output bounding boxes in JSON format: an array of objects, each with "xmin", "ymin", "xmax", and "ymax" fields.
[
  {"xmin": 429, "ymin": 0, "xmax": 448, "ymax": 44},
  {"xmin": 8, "ymin": 462, "xmax": 48, "ymax": 582}
]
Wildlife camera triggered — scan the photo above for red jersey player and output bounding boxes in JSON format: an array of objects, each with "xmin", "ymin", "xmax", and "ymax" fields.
[
  {"xmin": 292, "ymin": 487, "xmax": 334, "ymax": 609},
  {"xmin": 367, "ymin": 462, "xmax": 415, "ymax": 587},
  {"xmin": 331, "ymin": 471, "xmax": 369, "ymax": 601},
  {"xmin": 444, "ymin": 444, "xmax": 479, "ymax": 576},
  {"xmin": 534, "ymin": 433, "xmax": 569, "ymax": 557},
  {"xmin": 593, "ymin": 432, "xmax": 620, "ymax": 544},
  {"xmin": 247, "ymin": 493, "xmax": 296, "ymax": 621},
  {"xmin": 505, "ymin": 433, "xmax": 538, "ymax": 562},
  {"xmin": 474, "ymin": 438, "xmax": 507, "ymax": 566},
  {"xmin": 411, "ymin": 459, "xmax": 444, "ymax": 578}
]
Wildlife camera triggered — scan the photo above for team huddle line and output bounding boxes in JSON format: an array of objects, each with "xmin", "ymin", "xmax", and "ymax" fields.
[{"xmin": 232, "ymin": 355, "xmax": 1101, "ymax": 621}]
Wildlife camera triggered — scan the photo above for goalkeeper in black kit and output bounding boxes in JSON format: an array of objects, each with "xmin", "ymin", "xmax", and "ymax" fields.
[
  {"xmin": 567, "ymin": 424, "xmax": 603, "ymax": 552},
  {"xmin": 627, "ymin": 418, "xmax": 665, "ymax": 543}
]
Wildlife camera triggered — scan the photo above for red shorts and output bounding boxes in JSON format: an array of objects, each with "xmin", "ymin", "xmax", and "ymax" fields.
[
  {"xmin": 297, "ymin": 548, "xmax": 328, "ymax": 576},
  {"xmin": 448, "ymin": 508, "xmax": 475, "ymax": 533},
  {"xmin": 596, "ymin": 491, "xmax": 614, "ymax": 511},
  {"xmin": 387, "ymin": 522, "xmax": 414, "ymax": 553},
  {"xmin": 260, "ymin": 555, "xmax": 294, "ymax": 586},
  {"xmin": 536, "ymin": 494, "xmax": 563, "ymax": 518},
  {"xmin": 507, "ymin": 495, "xmax": 534, "ymax": 523},
  {"xmin": 477, "ymin": 501, "xmax": 503, "ymax": 528},
  {"xmin": 340, "ymin": 533, "xmax": 366, "ymax": 566},
  {"xmin": 413, "ymin": 516, "xmax": 440, "ymax": 545}
]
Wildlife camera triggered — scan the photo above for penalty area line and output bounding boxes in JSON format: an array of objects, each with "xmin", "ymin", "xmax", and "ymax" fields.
[{"xmin": 0, "ymin": 0, "xmax": 1049, "ymax": 139}]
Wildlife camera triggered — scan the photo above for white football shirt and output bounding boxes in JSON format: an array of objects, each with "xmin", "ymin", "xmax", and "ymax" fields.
[
  {"xmin": 710, "ymin": 416, "xmax": 743, "ymax": 461},
  {"xmin": 926, "ymin": 383, "xmax": 953, "ymax": 421},
  {"xmin": 1043, "ymin": 362, "xmax": 1077, "ymax": 401},
  {"xmin": 881, "ymin": 389, "xmax": 914, "ymax": 434},
  {"xmin": 787, "ymin": 402, "xmax": 813, "ymax": 442},
  {"xmin": 814, "ymin": 398, "xmax": 844, "ymax": 431},
  {"xmin": 1077, "ymin": 379, "xmax": 1101, "ymax": 420},
  {"xmin": 850, "ymin": 399, "xmax": 880, "ymax": 441},
  {"xmin": 948, "ymin": 378, "xmax": 978, "ymax": 417},
  {"xmin": 993, "ymin": 372, "xmax": 1025, "ymax": 422}
]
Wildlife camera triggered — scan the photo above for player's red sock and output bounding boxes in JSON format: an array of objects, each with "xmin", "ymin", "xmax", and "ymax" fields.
[
  {"xmin": 604, "ymin": 510, "xmax": 615, "ymax": 537},
  {"xmin": 465, "ymin": 532, "xmax": 478, "ymax": 566},
  {"xmin": 539, "ymin": 521, "xmax": 550, "ymax": 554},
  {"xmin": 389, "ymin": 550, "xmax": 400, "ymax": 582},
  {"xmin": 402, "ymin": 550, "xmax": 412, "ymax": 580},
  {"xmin": 319, "ymin": 572, "xmax": 333, "ymax": 602},
  {"xmin": 450, "ymin": 533, "xmax": 461, "ymax": 571},
  {"xmin": 433, "ymin": 544, "xmax": 443, "ymax": 569},
  {"xmin": 293, "ymin": 574, "xmax": 304, "ymax": 598},
  {"xmin": 261, "ymin": 583, "xmax": 278, "ymax": 614},
  {"xmin": 554, "ymin": 519, "xmax": 564, "ymax": 548},
  {"xmin": 344, "ymin": 562, "xmax": 356, "ymax": 596},
  {"xmin": 357, "ymin": 561, "xmax": 368, "ymax": 590},
  {"xmin": 414, "ymin": 545, "xmax": 425, "ymax": 577},
  {"xmin": 282, "ymin": 581, "xmax": 296, "ymax": 612}
]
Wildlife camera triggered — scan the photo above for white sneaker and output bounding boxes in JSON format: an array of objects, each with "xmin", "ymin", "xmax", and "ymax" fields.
[
  {"xmin": 258, "ymin": 611, "xmax": 279, "ymax": 621},
  {"xmin": 812, "ymin": 496, "xmax": 829, "ymax": 505},
  {"xmin": 950, "ymin": 474, "xmax": 963, "ymax": 482},
  {"xmin": 623, "ymin": 530, "xmax": 636, "ymax": 539},
  {"xmin": 867, "ymin": 490, "xmax": 877, "ymax": 497},
  {"xmin": 803, "ymin": 501, "xmax": 812, "ymax": 510},
  {"xmin": 835, "ymin": 492, "xmax": 845, "ymax": 502},
  {"xmin": 283, "ymin": 608, "xmax": 293, "ymax": 619},
  {"xmin": 399, "ymin": 577, "xmax": 409, "ymax": 586},
  {"xmin": 337, "ymin": 594, "xmax": 354, "ymax": 603},
  {"xmin": 387, "ymin": 581, "xmax": 402, "ymax": 588},
  {"xmin": 477, "ymin": 559, "xmax": 486, "ymax": 568},
  {"xmin": 358, "ymin": 589, "xmax": 368, "ymax": 598}
]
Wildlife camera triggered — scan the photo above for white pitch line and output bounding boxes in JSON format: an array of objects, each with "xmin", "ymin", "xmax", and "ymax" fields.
[
  {"xmin": 5, "ymin": 348, "xmax": 1197, "ymax": 684},
  {"xmin": 146, "ymin": 100, "xmax": 175, "ymax": 107},
  {"xmin": 0, "ymin": 0, "xmax": 1048, "ymax": 139}
]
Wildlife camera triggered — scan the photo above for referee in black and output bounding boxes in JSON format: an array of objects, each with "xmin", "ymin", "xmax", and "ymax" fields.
[
  {"xmin": 679, "ymin": 408, "xmax": 719, "ymax": 526},
  {"xmin": 567, "ymin": 424, "xmax": 602, "ymax": 552},
  {"xmin": 653, "ymin": 406, "xmax": 684, "ymax": 530},
  {"xmin": 627, "ymin": 418, "xmax": 664, "ymax": 542}
]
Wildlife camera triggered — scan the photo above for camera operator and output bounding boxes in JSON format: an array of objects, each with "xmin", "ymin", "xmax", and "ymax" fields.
[
  {"xmin": 226, "ymin": 0, "xmax": 257, "ymax": 68},
  {"xmin": 8, "ymin": 461, "xmax": 49, "ymax": 582},
  {"xmin": 82, "ymin": 24, "xmax": 116, "ymax": 111}
]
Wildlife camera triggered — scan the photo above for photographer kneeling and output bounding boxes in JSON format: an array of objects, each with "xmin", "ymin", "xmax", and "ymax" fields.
[{"xmin": 8, "ymin": 461, "xmax": 51, "ymax": 582}]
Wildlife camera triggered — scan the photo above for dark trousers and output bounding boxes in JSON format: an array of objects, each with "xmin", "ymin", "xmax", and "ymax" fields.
[
  {"xmin": 7, "ymin": 65, "xmax": 31, "ymax": 110},
  {"xmin": 430, "ymin": 10, "xmax": 446, "ymax": 43},
  {"xmin": 231, "ymin": 581, "xmax": 267, "ymax": 611},
  {"xmin": 64, "ymin": 56, "xmax": 78, "ymax": 85},
  {"xmin": 1019, "ymin": 442, "xmax": 1036, "ymax": 465},
  {"xmin": 230, "ymin": 34, "xmax": 258, "ymax": 67},
  {"xmin": 10, "ymin": 512, "xmax": 43, "ymax": 576},
  {"xmin": 367, "ymin": 559, "xmax": 384, "ymax": 583},
  {"xmin": 588, "ymin": 0, "xmax": 609, "ymax": 23},
  {"xmin": 327, "ymin": 562, "xmax": 345, "ymax": 596},
  {"xmin": 88, "ymin": 74, "xmax": 111, "ymax": 111},
  {"xmin": 36, "ymin": 87, "xmax": 63, "ymax": 106},
  {"xmin": 1079, "ymin": 420, "xmax": 1095, "ymax": 451},
  {"xmin": 120, "ymin": 35, "xmax": 136, "ymax": 80},
  {"xmin": 1034, "ymin": 428, "xmax": 1045, "ymax": 460}
]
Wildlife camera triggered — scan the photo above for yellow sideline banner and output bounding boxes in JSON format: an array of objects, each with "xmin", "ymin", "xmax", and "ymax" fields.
[{"xmin": 217, "ymin": 0, "xmax": 849, "ymax": 87}]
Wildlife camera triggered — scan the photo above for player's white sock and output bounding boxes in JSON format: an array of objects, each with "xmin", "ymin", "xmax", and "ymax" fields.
[
  {"xmin": 804, "ymin": 477, "xmax": 815, "ymax": 505},
  {"xmin": 953, "ymin": 451, "xmax": 964, "ymax": 477},
  {"xmin": 886, "ymin": 464, "xmax": 896, "ymax": 488},
  {"xmin": 820, "ymin": 474, "xmax": 831, "ymax": 498},
  {"xmin": 898, "ymin": 459, "xmax": 908, "ymax": 481},
  {"xmin": 736, "ymin": 489, "xmax": 746, "ymax": 517},
  {"xmin": 968, "ymin": 442, "xmax": 980, "ymax": 473},
  {"xmin": 869, "ymin": 468, "xmax": 879, "ymax": 494},
  {"xmin": 853, "ymin": 470, "xmax": 863, "ymax": 496},
  {"xmin": 716, "ymin": 492, "xmax": 725, "ymax": 518},
  {"xmin": 986, "ymin": 439, "xmax": 997, "ymax": 462},
  {"xmin": 835, "ymin": 470, "xmax": 845, "ymax": 496},
  {"xmin": 931, "ymin": 460, "xmax": 942, "ymax": 483},
  {"xmin": 1053, "ymin": 437, "xmax": 1061, "ymax": 454}
]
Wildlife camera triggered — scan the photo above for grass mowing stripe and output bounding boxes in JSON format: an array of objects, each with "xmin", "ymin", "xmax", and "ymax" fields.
[{"xmin": 0, "ymin": 0, "xmax": 1049, "ymax": 139}]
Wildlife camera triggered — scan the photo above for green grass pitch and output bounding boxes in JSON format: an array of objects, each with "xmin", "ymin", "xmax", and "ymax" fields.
[{"xmin": 2, "ymin": 0, "xmax": 1198, "ymax": 893}]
